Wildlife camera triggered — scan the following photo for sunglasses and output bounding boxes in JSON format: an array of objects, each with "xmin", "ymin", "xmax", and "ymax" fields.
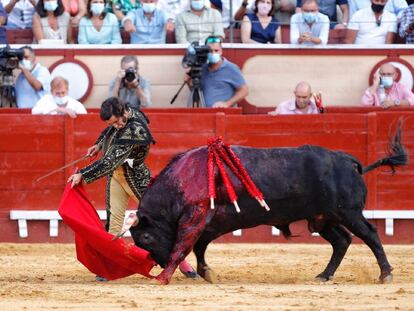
[{"xmin": 206, "ymin": 37, "xmax": 223, "ymax": 44}]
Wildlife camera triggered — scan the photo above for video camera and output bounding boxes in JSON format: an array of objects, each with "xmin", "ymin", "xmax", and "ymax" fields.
[
  {"xmin": 0, "ymin": 46, "xmax": 24, "ymax": 72},
  {"xmin": 182, "ymin": 41, "xmax": 210, "ymax": 72},
  {"xmin": 0, "ymin": 46, "xmax": 24, "ymax": 108}
]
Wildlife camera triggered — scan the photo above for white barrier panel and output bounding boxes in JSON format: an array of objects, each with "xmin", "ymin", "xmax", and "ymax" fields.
[{"xmin": 10, "ymin": 210, "xmax": 414, "ymax": 239}]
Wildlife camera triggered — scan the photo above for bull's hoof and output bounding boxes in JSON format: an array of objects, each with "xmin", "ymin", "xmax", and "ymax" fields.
[
  {"xmin": 380, "ymin": 273, "xmax": 393, "ymax": 284},
  {"xmin": 198, "ymin": 266, "xmax": 217, "ymax": 283},
  {"xmin": 203, "ymin": 268, "xmax": 217, "ymax": 283},
  {"xmin": 155, "ymin": 273, "xmax": 171, "ymax": 285},
  {"xmin": 315, "ymin": 273, "xmax": 333, "ymax": 282}
]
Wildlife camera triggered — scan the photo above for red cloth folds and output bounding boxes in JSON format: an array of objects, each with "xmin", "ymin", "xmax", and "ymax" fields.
[{"xmin": 58, "ymin": 182, "xmax": 156, "ymax": 280}]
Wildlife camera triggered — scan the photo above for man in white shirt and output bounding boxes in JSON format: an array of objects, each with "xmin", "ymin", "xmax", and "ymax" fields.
[
  {"xmin": 32, "ymin": 76, "xmax": 87, "ymax": 117},
  {"xmin": 348, "ymin": 0, "xmax": 408, "ymax": 20},
  {"xmin": 2, "ymin": 0, "xmax": 37, "ymax": 29},
  {"xmin": 345, "ymin": 0, "xmax": 397, "ymax": 44},
  {"xmin": 157, "ymin": 0, "xmax": 190, "ymax": 21}
]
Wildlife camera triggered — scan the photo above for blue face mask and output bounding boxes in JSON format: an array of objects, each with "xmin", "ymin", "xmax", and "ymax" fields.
[
  {"xmin": 303, "ymin": 12, "xmax": 317, "ymax": 24},
  {"xmin": 381, "ymin": 76, "xmax": 394, "ymax": 88},
  {"xmin": 44, "ymin": 0, "xmax": 58, "ymax": 11},
  {"xmin": 91, "ymin": 3, "xmax": 105, "ymax": 16},
  {"xmin": 142, "ymin": 3, "xmax": 156, "ymax": 13},
  {"xmin": 191, "ymin": 0, "xmax": 204, "ymax": 11},
  {"xmin": 207, "ymin": 52, "xmax": 221, "ymax": 64}
]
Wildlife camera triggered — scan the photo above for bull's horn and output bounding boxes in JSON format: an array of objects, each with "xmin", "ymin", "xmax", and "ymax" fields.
[{"xmin": 112, "ymin": 213, "xmax": 139, "ymax": 241}]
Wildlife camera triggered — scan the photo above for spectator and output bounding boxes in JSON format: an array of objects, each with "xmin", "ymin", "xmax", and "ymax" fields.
[
  {"xmin": 399, "ymin": 2, "xmax": 414, "ymax": 43},
  {"xmin": 109, "ymin": 55, "xmax": 151, "ymax": 110},
  {"xmin": 296, "ymin": 0, "xmax": 349, "ymax": 29},
  {"xmin": 61, "ymin": 0, "xmax": 87, "ymax": 27},
  {"xmin": 348, "ymin": 0, "xmax": 408, "ymax": 20},
  {"xmin": 234, "ymin": 0, "xmax": 295, "ymax": 26},
  {"xmin": 241, "ymin": 0, "xmax": 281, "ymax": 43},
  {"xmin": 15, "ymin": 46, "xmax": 51, "ymax": 109},
  {"xmin": 361, "ymin": 63, "xmax": 414, "ymax": 107},
  {"xmin": 78, "ymin": 0, "xmax": 121, "ymax": 44},
  {"xmin": 158, "ymin": 0, "xmax": 187, "ymax": 21},
  {"xmin": 123, "ymin": 0, "xmax": 174, "ymax": 43},
  {"xmin": 198, "ymin": 35, "xmax": 248, "ymax": 108},
  {"xmin": 234, "ymin": 0, "xmax": 256, "ymax": 23},
  {"xmin": 111, "ymin": 0, "xmax": 140, "ymax": 22},
  {"xmin": 175, "ymin": 0, "xmax": 224, "ymax": 44},
  {"xmin": 268, "ymin": 81, "xmax": 319, "ymax": 115},
  {"xmin": 210, "ymin": 0, "xmax": 245, "ymax": 28},
  {"xmin": 290, "ymin": 0, "xmax": 330, "ymax": 45},
  {"xmin": 0, "ymin": 3, "xmax": 7, "ymax": 43},
  {"xmin": 2, "ymin": 0, "xmax": 36, "ymax": 29},
  {"xmin": 158, "ymin": 0, "xmax": 189, "ymax": 22},
  {"xmin": 32, "ymin": 0, "xmax": 73, "ymax": 43},
  {"xmin": 32, "ymin": 76, "xmax": 87, "ymax": 117},
  {"xmin": 345, "ymin": 0, "xmax": 397, "ymax": 44},
  {"xmin": 274, "ymin": 0, "xmax": 296, "ymax": 25}
]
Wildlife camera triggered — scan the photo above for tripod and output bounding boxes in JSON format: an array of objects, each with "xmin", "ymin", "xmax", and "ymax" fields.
[{"xmin": 170, "ymin": 67, "xmax": 206, "ymax": 108}]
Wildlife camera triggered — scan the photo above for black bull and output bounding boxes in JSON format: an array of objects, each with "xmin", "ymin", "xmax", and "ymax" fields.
[{"xmin": 130, "ymin": 126, "xmax": 407, "ymax": 285}]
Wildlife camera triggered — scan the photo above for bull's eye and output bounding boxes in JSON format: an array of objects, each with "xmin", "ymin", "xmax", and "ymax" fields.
[{"xmin": 141, "ymin": 232, "xmax": 152, "ymax": 244}]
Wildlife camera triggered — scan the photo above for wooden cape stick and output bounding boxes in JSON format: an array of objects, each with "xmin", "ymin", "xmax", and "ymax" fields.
[{"xmin": 34, "ymin": 154, "xmax": 90, "ymax": 183}]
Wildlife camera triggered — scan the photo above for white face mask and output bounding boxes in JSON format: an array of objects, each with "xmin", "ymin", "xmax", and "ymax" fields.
[
  {"xmin": 21, "ymin": 59, "xmax": 32, "ymax": 70},
  {"xmin": 54, "ymin": 95, "xmax": 69, "ymax": 106},
  {"xmin": 91, "ymin": 3, "xmax": 105, "ymax": 16}
]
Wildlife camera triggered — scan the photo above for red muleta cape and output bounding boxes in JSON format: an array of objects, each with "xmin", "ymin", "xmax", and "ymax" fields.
[{"xmin": 58, "ymin": 183, "xmax": 156, "ymax": 280}]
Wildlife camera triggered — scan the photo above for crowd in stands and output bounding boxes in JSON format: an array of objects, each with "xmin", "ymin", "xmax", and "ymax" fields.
[
  {"xmin": 0, "ymin": 0, "xmax": 413, "ymax": 44},
  {"xmin": 3, "ymin": 0, "xmax": 414, "ymax": 115}
]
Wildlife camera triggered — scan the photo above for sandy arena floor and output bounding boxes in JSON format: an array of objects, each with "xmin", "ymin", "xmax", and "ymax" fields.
[{"xmin": 0, "ymin": 243, "xmax": 413, "ymax": 310}]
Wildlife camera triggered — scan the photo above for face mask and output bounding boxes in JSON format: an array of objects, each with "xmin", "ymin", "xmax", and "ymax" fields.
[
  {"xmin": 257, "ymin": 2, "xmax": 271, "ymax": 16},
  {"xmin": 91, "ymin": 3, "xmax": 105, "ymax": 16},
  {"xmin": 191, "ymin": 0, "xmax": 204, "ymax": 11},
  {"xmin": 371, "ymin": 3, "xmax": 385, "ymax": 13},
  {"xmin": 44, "ymin": 0, "xmax": 58, "ymax": 11},
  {"xmin": 142, "ymin": 3, "xmax": 156, "ymax": 13},
  {"xmin": 21, "ymin": 59, "xmax": 32, "ymax": 70},
  {"xmin": 303, "ymin": 12, "xmax": 317, "ymax": 24},
  {"xmin": 207, "ymin": 52, "xmax": 221, "ymax": 64},
  {"xmin": 54, "ymin": 95, "xmax": 69, "ymax": 106},
  {"xmin": 381, "ymin": 76, "xmax": 394, "ymax": 88}
]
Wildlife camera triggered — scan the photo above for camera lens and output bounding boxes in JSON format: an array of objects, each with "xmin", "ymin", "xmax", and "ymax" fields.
[{"xmin": 124, "ymin": 68, "xmax": 136, "ymax": 82}]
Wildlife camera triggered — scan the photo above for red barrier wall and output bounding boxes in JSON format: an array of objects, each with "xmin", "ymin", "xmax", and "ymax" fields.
[{"xmin": 1, "ymin": 110, "xmax": 414, "ymax": 243}]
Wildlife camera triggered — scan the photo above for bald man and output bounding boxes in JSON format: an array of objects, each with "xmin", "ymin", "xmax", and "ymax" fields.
[
  {"xmin": 362, "ymin": 63, "xmax": 414, "ymax": 107},
  {"xmin": 32, "ymin": 76, "xmax": 87, "ymax": 117},
  {"xmin": 269, "ymin": 81, "xmax": 320, "ymax": 115}
]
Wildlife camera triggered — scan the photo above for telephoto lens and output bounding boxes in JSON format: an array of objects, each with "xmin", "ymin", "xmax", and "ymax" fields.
[{"xmin": 124, "ymin": 67, "xmax": 136, "ymax": 82}]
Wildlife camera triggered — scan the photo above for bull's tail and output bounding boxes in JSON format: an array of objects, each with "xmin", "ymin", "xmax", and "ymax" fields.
[{"xmin": 362, "ymin": 119, "xmax": 408, "ymax": 175}]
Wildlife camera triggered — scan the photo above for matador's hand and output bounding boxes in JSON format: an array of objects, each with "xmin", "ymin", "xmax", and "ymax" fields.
[{"xmin": 67, "ymin": 173, "xmax": 82, "ymax": 188}]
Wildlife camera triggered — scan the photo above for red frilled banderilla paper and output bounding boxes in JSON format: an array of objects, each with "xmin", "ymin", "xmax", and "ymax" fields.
[{"xmin": 58, "ymin": 183, "xmax": 156, "ymax": 280}]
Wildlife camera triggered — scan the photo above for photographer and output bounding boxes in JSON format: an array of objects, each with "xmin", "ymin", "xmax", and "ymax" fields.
[
  {"xmin": 399, "ymin": 3, "xmax": 414, "ymax": 43},
  {"xmin": 109, "ymin": 55, "xmax": 151, "ymax": 110},
  {"xmin": 15, "ymin": 46, "xmax": 51, "ymax": 109},
  {"xmin": 196, "ymin": 35, "xmax": 248, "ymax": 108}
]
